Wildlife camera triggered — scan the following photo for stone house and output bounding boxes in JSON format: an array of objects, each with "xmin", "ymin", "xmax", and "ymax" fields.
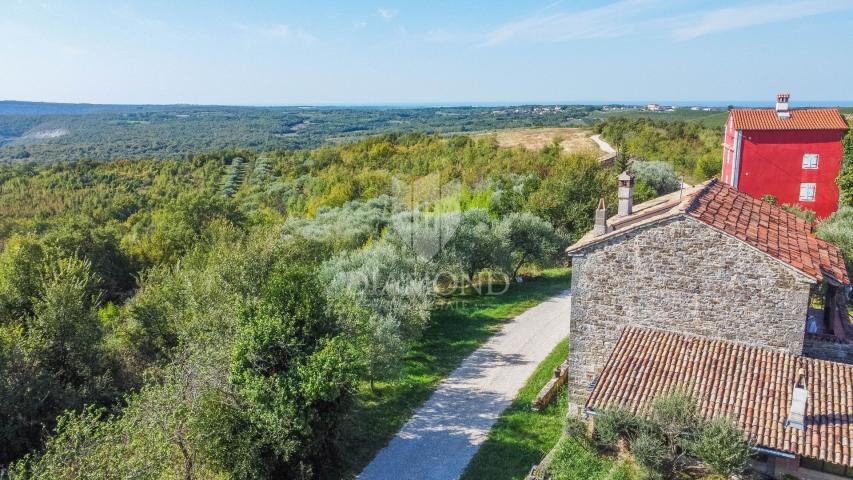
[{"xmin": 565, "ymin": 175, "xmax": 853, "ymax": 478}]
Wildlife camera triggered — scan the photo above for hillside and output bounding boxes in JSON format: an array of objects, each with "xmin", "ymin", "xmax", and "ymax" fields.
[{"xmin": 0, "ymin": 102, "xmax": 728, "ymax": 164}]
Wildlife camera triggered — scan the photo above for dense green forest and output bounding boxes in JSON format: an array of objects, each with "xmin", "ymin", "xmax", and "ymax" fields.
[
  {"xmin": 1, "ymin": 127, "xmax": 709, "ymax": 479},
  {"xmin": 1, "ymin": 107, "xmax": 851, "ymax": 478},
  {"xmin": 0, "ymin": 101, "xmax": 727, "ymax": 164}
]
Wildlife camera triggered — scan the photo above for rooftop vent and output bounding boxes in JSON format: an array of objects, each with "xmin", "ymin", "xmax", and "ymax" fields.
[
  {"xmin": 785, "ymin": 367, "xmax": 807, "ymax": 430},
  {"xmin": 776, "ymin": 92, "xmax": 791, "ymax": 119}
]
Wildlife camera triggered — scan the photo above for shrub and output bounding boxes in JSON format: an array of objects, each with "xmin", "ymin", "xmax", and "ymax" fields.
[
  {"xmin": 629, "ymin": 160, "xmax": 681, "ymax": 195},
  {"xmin": 688, "ymin": 417, "xmax": 753, "ymax": 477},
  {"xmin": 694, "ymin": 154, "xmax": 722, "ymax": 180},
  {"xmin": 594, "ymin": 407, "xmax": 642, "ymax": 450},
  {"xmin": 817, "ymin": 207, "xmax": 853, "ymax": 273},
  {"xmin": 564, "ymin": 416, "xmax": 588, "ymax": 439},
  {"xmin": 649, "ymin": 389, "xmax": 698, "ymax": 451},
  {"xmin": 781, "ymin": 203, "xmax": 816, "ymax": 224},
  {"xmin": 630, "ymin": 431, "xmax": 669, "ymax": 472}
]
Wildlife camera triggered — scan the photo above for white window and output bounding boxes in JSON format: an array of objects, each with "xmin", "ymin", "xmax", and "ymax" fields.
[
  {"xmin": 803, "ymin": 153, "xmax": 819, "ymax": 169},
  {"xmin": 799, "ymin": 183, "xmax": 816, "ymax": 202}
]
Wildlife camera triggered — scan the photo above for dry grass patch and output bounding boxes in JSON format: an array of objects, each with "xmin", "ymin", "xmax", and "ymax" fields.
[{"xmin": 477, "ymin": 128, "xmax": 604, "ymax": 156}]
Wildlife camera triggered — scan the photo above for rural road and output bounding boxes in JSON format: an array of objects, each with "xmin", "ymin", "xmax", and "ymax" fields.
[
  {"xmin": 358, "ymin": 290, "xmax": 572, "ymax": 480},
  {"xmin": 590, "ymin": 134, "xmax": 616, "ymax": 156}
]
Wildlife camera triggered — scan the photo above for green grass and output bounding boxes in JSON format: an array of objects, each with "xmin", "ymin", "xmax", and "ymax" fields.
[
  {"xmin": 330, "ymin": 268, "xmax": 571, "ymax": 479},
  {"xmin": 460, "ymin": 337, "xmax": 570, "ymax": 480},
  {"xmin": 548, "ymin": 436, "xmax": 647, "ymax": 480}
]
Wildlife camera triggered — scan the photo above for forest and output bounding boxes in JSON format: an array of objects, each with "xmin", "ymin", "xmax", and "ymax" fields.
[
  {"xmin": 2, "ymin": 113, "xmax": 849, "ymax": 479},
  {"xmin": 0, "ymin": 101, "xmax": 726, "ymax": 164}
]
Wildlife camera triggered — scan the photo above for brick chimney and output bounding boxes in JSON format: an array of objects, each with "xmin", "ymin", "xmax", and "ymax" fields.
[
  {"xmin": 593, "ymin": 198, "xmax": 608, "ymax": 236},
  {"xmin": 776, "ymin": 92, "xmax": 791, "ymax": 119},
  {"xmin": 617, "ymin": 171, "xmax": 634, "ymax": 217}
]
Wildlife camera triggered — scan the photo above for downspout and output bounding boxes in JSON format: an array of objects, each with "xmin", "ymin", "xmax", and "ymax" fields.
[{"xmin": 732, "ymin": 130, "xmax": 743, "ymax": 189}]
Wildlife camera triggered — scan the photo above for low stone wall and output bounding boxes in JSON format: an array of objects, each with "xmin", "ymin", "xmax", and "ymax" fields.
[
  {"xmin": 532, "ymin": 359, "xmax": 570, "ymax": 410},
  {"xmin": 803, "ymin": 334, "xmax": 853, "ymax": 363}
]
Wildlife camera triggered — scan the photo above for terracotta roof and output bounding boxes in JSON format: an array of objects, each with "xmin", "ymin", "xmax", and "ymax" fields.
[
  {"xmin": 730, "ymin": 108, "xmax": 848, "ymax": 131},
  {"xmin": 685, "ymin": 181, "xmax": 849, "ymax": 284},
  {"xmin": 587, "ymin": 326, "xmax": 853, "ymax": 466},
  {"xmin": 567, "ymin": 179, "xmax": 849, "ymax": 285}
]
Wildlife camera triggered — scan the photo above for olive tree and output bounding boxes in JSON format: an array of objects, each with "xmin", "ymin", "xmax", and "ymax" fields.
[
  {"xmin": 319, "ymin": 241, "xmax": 433, "ymax": 390},
  {"xmin": 494, "ymin": 212, "xmax": 564, "ymax": 280}
]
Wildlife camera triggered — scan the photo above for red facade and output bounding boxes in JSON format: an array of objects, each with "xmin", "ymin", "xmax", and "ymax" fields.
[{"xmin": 721, "ymin": 107, "xmax": 848, "ymax": 219}]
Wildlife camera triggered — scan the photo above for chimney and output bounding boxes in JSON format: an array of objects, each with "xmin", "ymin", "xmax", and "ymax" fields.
[
  {"xmin": 617, "ymin": 171, "xmax": 634, "ymax": 217},
  {"xmin": 785, "ymin": 367, "xmax": 808, "ymax": 430},
  {"xmin": 593, "ymin": 198, "xmax": 608, "ymax": 236},
  {"xmin": 776, "ymin": 92, "xmax": 791, "ymax": 119}
]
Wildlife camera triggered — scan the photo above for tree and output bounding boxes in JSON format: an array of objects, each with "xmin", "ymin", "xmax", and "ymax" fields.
[
  {"xmin": 319, "ymin": 241, "xmax": 433, "ymax": 390},
  {"xmin": 525, "ymin": 153, "xmax": 612, "ymax": 241},
  {"xmin": 442, "ymin": 209, "xmax": 503, "ymax": 282},
  {"xmin": 837, "ymin": 128, "xmax": 853, "ymax": 206},
  {"xmin": 817, "ymin": 206, "xmax": 853, "ymax": 273},
  {"xmin": 629, "ymin": 160, "xmax": 681, "ymax": 195},
  {"xmin": 41, "ymin": 215, "xmax": 136, "ymax": 299},
  {"xmin": 229, "ymin": 263, "xmax": 358, "ymax": 477},
  {"xmin": 0, "ymin": 256, "xmax": 112, "ymax": 465},
  {"xmin": 494, "ymin": 213, "xmax": 564, "ymax": 280},
  {"xmin": 0, "ymin": 234, "xmax": 44, "ymax": 322},
  {"xmin": 688, "ymin": 416, "xmax": 754, "ymax": 477}
]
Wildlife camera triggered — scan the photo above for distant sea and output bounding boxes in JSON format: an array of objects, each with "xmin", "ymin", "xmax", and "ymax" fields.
[{"xmin": 316, "ymin": 100, "xmax": 853, "ymax": 108}]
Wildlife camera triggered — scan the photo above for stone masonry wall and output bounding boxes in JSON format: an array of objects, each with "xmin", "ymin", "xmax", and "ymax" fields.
[{"xmin": 567, "ymin": 216, "xmax": 813, "ymax": 415}]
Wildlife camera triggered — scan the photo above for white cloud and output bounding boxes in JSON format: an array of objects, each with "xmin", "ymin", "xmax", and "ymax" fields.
[
  {"xmin": 479, "ymin": 0, "xmax": 853, "ymax": 47},
  {"xmin": 671, "ymin": 0, "xmax": 853, "ymax": 40},
  {"xmin": 376, "ymin": 8, "xmax": 397, "ymax": 21},
  {"xmin": 242, "ymin": 24, "xmax": 316, "ymax": 44},
  {"xmin": 480, "ymin": 0, "xmax": 655, "ymax": 47},
  {"xmin": 353, "ymin": 20, "xmax": 368, "ymax": 29}
]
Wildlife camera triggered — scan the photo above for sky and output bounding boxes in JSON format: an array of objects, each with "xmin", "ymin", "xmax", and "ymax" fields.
[{"xmin": 2, "ymin": 0, "xmax": 853, "ymax": 105}]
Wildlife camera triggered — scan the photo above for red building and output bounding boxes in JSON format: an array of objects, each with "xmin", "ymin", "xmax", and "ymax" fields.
[{"xmin": 721, "ymin": 93, "xmax": 849, "ymax": 218}]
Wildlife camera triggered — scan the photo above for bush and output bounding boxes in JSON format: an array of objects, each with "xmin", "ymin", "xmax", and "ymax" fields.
[
  {"xmin": 594, "ymin": 407, "xmax": 642, "ymax": 450},
  {"xmin": 649, "ymin": 389, "xmax": 698, "ymax": 451},
  {"xmin": 629, "ymin": 161, "xmax": 681, "ymax": 195},
  {"xmin": 817, "ymin": 207, "xmax": 853, "ymax": 273},
  {"xmin": 564, "ymin": 416, "xmax": 588, "ymax": 439},
  {"xmin": 781, "ymin": 203, "xmax": 816, "ymax": 224},
  {"xmin": 630, "ymin": 431, "xmax": 669, "ymax": 472},
  {"xmin": 688, "ymin": 417, "xmax": 753, "ymax": 477}
]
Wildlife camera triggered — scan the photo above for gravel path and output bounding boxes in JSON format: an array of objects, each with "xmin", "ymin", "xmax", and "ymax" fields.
[
  {"xmin": 358, "ymin": 290, "xmax": 572, "ymax": 480},
  {"xmin": 590, "ymin": 134, "xmax": 616, "ymax": 155}
]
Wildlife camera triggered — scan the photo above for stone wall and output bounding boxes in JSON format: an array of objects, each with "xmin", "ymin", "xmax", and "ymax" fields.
[
  {"xmin": 803, "ymin": 334, "xmax": 853, "ymax": 363},
  {"xmin": 567, "ymin": 216, "xmax": 814, "ymax": 414}
]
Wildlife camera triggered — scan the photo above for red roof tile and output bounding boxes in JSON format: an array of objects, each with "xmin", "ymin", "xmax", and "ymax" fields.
[
  {"xmin": 587, "ymin": 326, "xmax": 853, "ymax": 466},
  {"xmin": 730, "ymin": 108, "xmax": 848, "ymax": 131},
  {"xmin": 686, "ymin": 180, "xmax": 849, "ymax": 284}
]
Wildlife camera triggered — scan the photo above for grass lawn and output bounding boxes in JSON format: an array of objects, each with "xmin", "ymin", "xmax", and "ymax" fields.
[
  {"xmin": 460, "ymin": 337, "xmax": 569, "ymax": 480},
  {"xmin": 330, "ymin": 268, "xmax": 571, "ymax": 479}
]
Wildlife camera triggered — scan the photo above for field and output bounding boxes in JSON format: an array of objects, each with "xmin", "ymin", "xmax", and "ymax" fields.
[{"xmin": 474, "ymin": 127, "xmax": 605, "ymax": 156}]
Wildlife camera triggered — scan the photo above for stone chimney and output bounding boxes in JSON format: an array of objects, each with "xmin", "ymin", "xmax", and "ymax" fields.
[
  {"xmin": 617, "ymin": 171, "xmax": 634, "ymax": 217},
  {"xmin": 593, "ymin": 198, "xmax": 608, "ymax": 236},
  {"xmin": 776, "ymin": 92, "xmax": 791, "ymax": 119}
]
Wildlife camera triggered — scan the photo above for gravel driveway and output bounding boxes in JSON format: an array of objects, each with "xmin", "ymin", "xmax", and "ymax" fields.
[{"xmin": 358, "ymin": 290, "xmax": 572, "ymax": 480}]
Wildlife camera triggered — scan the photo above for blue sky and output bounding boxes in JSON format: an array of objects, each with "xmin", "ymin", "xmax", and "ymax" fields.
[{"xmin": 2, "ymin": 0, "xmax": 852, "ymax": 105}]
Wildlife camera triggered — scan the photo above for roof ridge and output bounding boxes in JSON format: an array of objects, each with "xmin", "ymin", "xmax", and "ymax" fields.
[{"xmin": 684, "ymin": 177, "xmax": 718, "ymax": 214}]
